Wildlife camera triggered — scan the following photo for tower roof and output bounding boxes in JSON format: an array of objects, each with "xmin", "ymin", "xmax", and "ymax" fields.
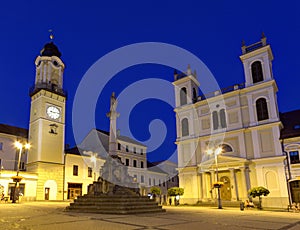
[{"xmin": 40, "ymin": 42, "xmax": 62, "ymax": 58}]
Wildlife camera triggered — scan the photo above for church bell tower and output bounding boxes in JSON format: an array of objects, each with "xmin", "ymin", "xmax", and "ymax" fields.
[{"xmin": 27, "ymin": 39, "xmax": 66, "ymax": 200}]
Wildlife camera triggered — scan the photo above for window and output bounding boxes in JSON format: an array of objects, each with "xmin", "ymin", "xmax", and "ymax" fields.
[
  {"xmin": 0, "ymin": 142, "xmax": 3, "ymax": 150},
  {"xmin": 133, "ymin": 147, "xmax": 136, "ymax": 153},
  {"xmin": 118, "ymin": 143, "xmax": 121, "ymax": 150},
  {"xmin": 133, "ymin": 175, "xmax": 137, "ymax": 182},
  {"xmin": 141, "ymin": 149, "xmax": 143, "ymax": 155},
  {"xmin": 159, "ymin": 179, "xmax": 161, "ymax": 185},
  {"xmin": 251, "ymin": 61, "xmax": 264, "ymax": 83},
  {"xmin": 88, "ymin": 167, "xmax": 92, "ymax": 177},
  {"xmin": 220, "ymin": 109, "xmax": 227, "ymax": 128},
  {"xmin": 180, "ymin": 87, "xmax": 187, "ymax": 105},
  {"xmin": 141, "ymin": 175, "xmax": 144, "ymax": 183},
  {"xmin": 220, "ymin": 144, "xmax": 233, "ymax": 153},
  {"xmin": 125, "ymin": 158, "xmax": 129, "ymax": 166},
  {"xmin": 193, "ymin": 88, "xmax": 197, "ymax": 103},
  {"xmin": 141, "ymin": 161, "xmax": 144, "ymax": 168},
  {"xmin": 133, "ymin": 160, "xmax": 137, "ymax": 167},
  {"xmin": 126, "ymin": 145, "xmax": 129, "ymax": 152},
  {"xmin": 181, "ymin": 118, "xmax": 189, "ymax": 136},
  {"xmin": 290, "ymin": 151, "xmax": 300, "ymax": 164},
  {"xmin": 212, "ymin": 111, "xmax": 219, "ymax": 130},
  {"xmin": 163, "ymin": 182, "xmax": 166, "ymax": 187},
  {"xmin": 20, "ymin": 162, "xmax": 25, "ymax": 170},
  {"xmin": 256, "ymin": 98, "xmax": 269, "ymax": 121},
  {"xmin": 149, "ymin": 178, "xmax": 151, "ymax": 186},
  {"xmin": 73, "ymin": 165, "xmax": 78, "ymax": 176},
  {"xmin": 153, "ymin": 178, "xmax": 156, "ymax": 185}
]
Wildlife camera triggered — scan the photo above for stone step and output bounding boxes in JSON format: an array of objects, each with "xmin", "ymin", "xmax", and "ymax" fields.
[
  {"xmin": 70, "ymin": 200, "xmax": 158, "ymax": 206},
  {"xmin": 66, "ymin": 207, "xmax": 166, "ymax": 214}
]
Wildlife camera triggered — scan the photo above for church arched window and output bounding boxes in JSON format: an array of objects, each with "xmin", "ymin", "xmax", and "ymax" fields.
[
  {"xmin": 220, "ymin": 109, "xmax": 227, "ymax": 128},
  {"xmin": 212, "ymin": 111, "xmax": 219, "ymax": 130},
  {"xmin": 251, "ymin": 61, "xmax": 264, "ymax": 83},
  {"xmin": 181, "ymin": 118, "xmax": 189, "ymax": 136},
  {"xmin": 180, "ymin": 87, "xmax": 187, "ymax": 105},
  {"xmin": 256, "ymin": 98, "xmax": 269, "ymax": 121},
  {"xmin": 192, "ymin": 88, "xmax": 197, "ymax": 103},
  {"xmin": 220, "ymin": 144, "xmax": 233, "ymax": 153}
]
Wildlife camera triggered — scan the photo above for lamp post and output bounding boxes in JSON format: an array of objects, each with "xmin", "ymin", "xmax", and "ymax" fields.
[
  {"xmin": 207, "ymin": 146, "xmax": 223, "ymax": 209},
  {"xmin": 12, "ymin": 141, "xmax": 30, "ymax": 203}
]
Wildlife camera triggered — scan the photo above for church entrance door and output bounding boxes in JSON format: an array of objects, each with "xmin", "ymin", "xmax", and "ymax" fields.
[{"xmin": 220, "ymin": 176, "xmax": 231, "ymax": 201}]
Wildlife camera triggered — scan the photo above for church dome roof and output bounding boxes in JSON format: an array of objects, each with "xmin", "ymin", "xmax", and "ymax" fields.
[{"xmin": 40, "ymin": 42, "xmax": 62, "ymax": 58}]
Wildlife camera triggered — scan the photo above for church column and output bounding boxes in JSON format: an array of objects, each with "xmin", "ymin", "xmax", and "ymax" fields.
[
  {"xmin": 200, "ymin": 172, "xmax": 207, "ymax": 200},
  {"xmin": 229, "ymin": 168, "xmax": 238, "ymax": 201},
  {"xmin": 210, "ymin": 171, "xmax": 216, "ymax": 199},
  {"xmin": 240, "ymin": 167, "xmax": 249, "ymax": 199}
]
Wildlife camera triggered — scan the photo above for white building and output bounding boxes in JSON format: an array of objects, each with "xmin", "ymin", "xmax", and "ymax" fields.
[{"xmin": 173, "ymin": 35, "xmax": 292, "ymax": 208}]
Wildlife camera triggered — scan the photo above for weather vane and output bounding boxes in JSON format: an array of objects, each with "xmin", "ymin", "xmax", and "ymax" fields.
[{"xmin": 49, "ymin": 29, "xmax": 54, "ymax": 40}]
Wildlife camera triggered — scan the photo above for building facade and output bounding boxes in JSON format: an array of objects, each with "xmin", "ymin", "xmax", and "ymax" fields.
[{"xmin": 173, "ymin": 35, "xmax": 290, "ymax": 208}]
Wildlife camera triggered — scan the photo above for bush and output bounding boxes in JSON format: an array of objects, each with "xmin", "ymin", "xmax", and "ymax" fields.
[
  {"xmin": 167, "ymin": 187, "xmax": 184, "ymax": 197},
  {"xmin": 248, "ymin": 186, "xmax": 270, "ymax": 209},
  {"xmin": 150, "ymin": 186, "xmax": 161, "ymax": 195}
]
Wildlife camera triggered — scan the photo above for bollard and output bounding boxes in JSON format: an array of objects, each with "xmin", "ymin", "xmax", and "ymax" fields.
[{"xmin": 240, "ymin": 202, "xmax": 244, "ymax": 211}]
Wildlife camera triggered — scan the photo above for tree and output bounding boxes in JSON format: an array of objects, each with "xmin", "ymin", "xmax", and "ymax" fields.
[
  {"xmin": 150, "ymin": 187, "xmax": 161, "ymax": 196},
  {"xmin": 248, "ymin": 186, "xmax": 270, "ymax": 209},
  {"xmin": 167, "ymin": 187, "xmax": 184, "ymax": 197}
]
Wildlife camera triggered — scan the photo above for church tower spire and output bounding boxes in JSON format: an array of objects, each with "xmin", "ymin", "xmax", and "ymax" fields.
[{"xmin": 107, "ymin": 92, "xmax": 120, "ymax": 156}]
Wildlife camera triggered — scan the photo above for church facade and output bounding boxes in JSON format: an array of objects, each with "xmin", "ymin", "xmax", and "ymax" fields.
[{"xmin": 173, "ymin": 35, "xmax": 296, "ymax": 208}]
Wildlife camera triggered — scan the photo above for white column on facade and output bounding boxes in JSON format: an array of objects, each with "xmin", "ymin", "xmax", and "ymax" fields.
[
  {"xmin": 247, "ymin": 94, "xmax": 255, "ymax": 126},
  {"xmin": 262, "ymin": 55, "xmax": 272, "ymax": 81},
  {"xmin": 238, "ymin": 133, "xmax": 247, "ymax": 158},
  {"xmin": 229, "ymin": 168, "xmax": 238, "ymax": 201},
  {"xmin": 251, "ymin": 130, "xmax": 260, "ymax": 158},
  {"xmin": 268, "ymin": 89, "xmax": 278, "ymax": 121},
  {"xmin": 240, "ymin": 167, "xmax": 249, "ymax": 199},
  {"xmin": 210, "ymin": 170, "xmax": 217, "ymax": 199},
  {"xmin": 43, "ymin": 63, "xmax": 47, "ymax": 83},
  {"xmin": 201, "ymin": 172, "xmax": 207, "ymax": 200},
  {"xmin": 272, "ymin": 126, "xmax": 282, "ymax": 156}
]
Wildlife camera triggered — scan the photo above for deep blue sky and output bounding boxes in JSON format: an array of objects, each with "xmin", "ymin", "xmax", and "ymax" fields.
[{"xmin": 0, "ymin": 1, "xmax": 299, "ymax": 162}]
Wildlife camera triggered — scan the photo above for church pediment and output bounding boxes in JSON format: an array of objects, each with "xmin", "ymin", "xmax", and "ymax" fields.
[{"xmin": 198, "ymin": 155, "xmax": 248, "ymax": 171}]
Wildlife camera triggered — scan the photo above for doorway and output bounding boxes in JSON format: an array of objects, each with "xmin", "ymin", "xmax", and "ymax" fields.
[
  {"xmin": 45, "ymin": 187, "xmax": 50, "ymax": 200},
  {"xmin": 67, "ymin": 183, "xmax": 82, "ymax": 199},
  {"xmin": 220, "ymin": 176, "xmax": 231, "ymax": 201}
]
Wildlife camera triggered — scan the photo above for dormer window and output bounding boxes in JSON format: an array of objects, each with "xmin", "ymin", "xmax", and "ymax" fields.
[{"xmin": 251, "ymin": 61, "xmax": 264, "ymax": 83}]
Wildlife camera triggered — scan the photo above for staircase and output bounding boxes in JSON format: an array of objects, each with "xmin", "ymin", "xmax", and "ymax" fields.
[{"xmin": 66, "ymin": 194, "xmax": 166, "ymax": 214}]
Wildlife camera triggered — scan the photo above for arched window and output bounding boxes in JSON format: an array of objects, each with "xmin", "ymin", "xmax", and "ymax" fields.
[
  {"xmin": 220, "ymin": 109, "xmax": 227, "ymax": 128},
  {"xmin": 192, "ymin": 88, "xmax": 197, "ymax": 103},
  {"xmin": 256, "ymin": 98, "xmax": 269, "ymax": 121},
  {"xmin": 212, "ymin": 111, "xmax": 218, "ymax": 130},
  {"xmin": 251, "ymin": 61, "xmax": 263, "ymax": 83},
  {"xmin": 181, "ymin": 118, "xmax": 189, "ymax": 136},
  {"xmin": 180, "ymin": 87, "xmax": 187, "ymax": 105},
  {"xmin": 220, "ymin": 144, "xmax": 233, "ymax": 153}
]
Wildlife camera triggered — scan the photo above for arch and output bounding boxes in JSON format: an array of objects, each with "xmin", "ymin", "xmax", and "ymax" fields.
[
  {"xmin": 192, "ymin": 88, "xmax": 197, "ymax": 103},
  {"xmin": 180, "ymin": 87, "xmax": 187, "ymax": 105},
  {"xmin": 181, "ymin": 118, "xmax": 189, "ymax": 136},
  {"xmin": 256, "ymin": 98, "xmax": 269, "ymax": 121},
  {"xmin": 220, "ymin": 143, "xmax": 233, "ymax": 153},
  {"xmin": 212, "ymin": 111, "xmax": 218, "ymax": 130},
  {"xmin": 220, "ymin": 109, "xmax": 227, "ymax": 128},
  {"xmin": 251, "ymin": 61, "xmax": 264, "ymax": 83}
]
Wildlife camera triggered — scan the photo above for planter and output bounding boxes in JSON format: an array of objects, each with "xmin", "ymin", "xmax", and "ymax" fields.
[
  {"xmin": 213, "ymin": 182, "xmax": 224, "ymax": 188},
  {"xmin": 11, "ymin": 176, "xmax": 23, "ymax": 183}
]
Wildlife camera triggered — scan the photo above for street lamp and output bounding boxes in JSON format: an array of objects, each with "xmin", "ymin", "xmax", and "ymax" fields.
[
  {"xmin": 12, "ymin": 141, "xmax": 30, "ymax": 203},
  {"xmin": 207, "ymin": 146, "xmax": 223, "ymax": 209}
]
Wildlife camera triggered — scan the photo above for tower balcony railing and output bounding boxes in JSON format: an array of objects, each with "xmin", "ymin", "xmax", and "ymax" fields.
[{"xmin": 29, "ymin": 82, "xmax": 67, "ymax": 97}]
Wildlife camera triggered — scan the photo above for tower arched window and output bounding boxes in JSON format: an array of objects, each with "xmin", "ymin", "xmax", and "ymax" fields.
[
  {"xmin": 256, "ymin": 98, "xmax": 269, "ymax": 121},
  {"xmin": 192, "ymin": 88, "xmax": 197, "ymax": 103},
  {"xmin": 181, "ymin": 118, "xmax": 189, "ymax": 136},
  {"xmin": 251, "ymin": 61, "xmax": 264, "ymax": 83},
  {"xmin": 180, "ymin": 87, "xmax": 187, "ymax": 105},
  {"xmin": 220, "ymin": 109, "xmax": 227, "ymax": 128},
  {"xmin": 212, "ymin": 111, "xmax": 219, "ymax": 130}
]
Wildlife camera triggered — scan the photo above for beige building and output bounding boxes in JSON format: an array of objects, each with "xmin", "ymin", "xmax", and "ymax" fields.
[
  {"xmin": 0, "ymin": 40, "xmax": 174, "ymax": 201},
  {"xmin": 173, "ymin": 35, "xmax": 290, "ymax": 208}
]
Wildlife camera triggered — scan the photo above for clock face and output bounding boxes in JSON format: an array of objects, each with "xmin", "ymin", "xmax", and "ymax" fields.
[{"xmin": 46, "ymin": 106, "xmax": 61, "ymax": 120}]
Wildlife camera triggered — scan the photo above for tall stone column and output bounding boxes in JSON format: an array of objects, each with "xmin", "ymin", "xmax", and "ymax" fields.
[
  {"xmin": 201, "ymin": 172, "xmax": 208, "ymax": 200},
  {"xmin": 106, "ymin": 92, "xmax": 120, "ymax": 156},
  {"xmin": 229, "ymin": 168, "xmax": 238, "ymax": 201},
  {"xmin": 240, "ymin": 167, "xmax": 249, "ymax": 199}
]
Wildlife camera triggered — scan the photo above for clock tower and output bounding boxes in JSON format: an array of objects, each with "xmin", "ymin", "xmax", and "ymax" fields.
[{"xmin": 27, "ymin": 41, "xmax": 66, "ymax": 200}]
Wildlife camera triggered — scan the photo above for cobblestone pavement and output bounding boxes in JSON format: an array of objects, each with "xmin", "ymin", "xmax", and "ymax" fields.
[{"xmin": 1, "ymin": 202, "xmax": 300, "ymax": 230}]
